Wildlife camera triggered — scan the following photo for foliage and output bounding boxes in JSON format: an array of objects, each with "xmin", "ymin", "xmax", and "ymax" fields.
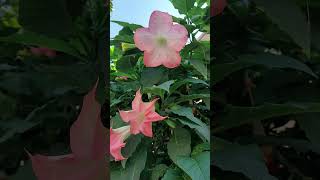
[
  {"xmin": 213, "ymin": 0, "xmax": 320, "ymax": 179},
  {"xmin": 110, "ymin": 0, "xmax": 210, "ymax": 179},
  {"xmin": 0, "ymin": 0, "xmax": 107, "ymax": 178}
]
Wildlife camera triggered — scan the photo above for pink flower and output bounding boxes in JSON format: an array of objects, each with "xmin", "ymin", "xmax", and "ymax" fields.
[
  {"xmin": 110, "ymin": 125, "xmax": 131, "ymax": 161},
  {"xmin": 28, "ymin": 79, "xmax": 108, "ymax": 180},
  {"xmin": 119, "ymin": 89, "xmax": 167, "ymax": 137},
  {"xmin": 134, "ymin": 10, "xmax": 188, "ymax": 68},
  {"xmin": 30, "ymin": 47, "xmax": 57, "ymax": 58}
]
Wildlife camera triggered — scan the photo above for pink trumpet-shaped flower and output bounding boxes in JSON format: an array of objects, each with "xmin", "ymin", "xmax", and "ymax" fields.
[
  {"xmin": 29, "ymin": 80, "xmax": 108, "ymax": 180},
  {"xmin": 110, "ymin": 125, "xmax": 131, "ymax": 161},
  {"xmin": 119, "ymin": 89, "xmax": 167, "ymax": 137},
  {"xmin": 30, "ymin": 47, "xmax": 57, "ymax": 58},
  {"xmin": 134, "ymin": 10, "xmax": 188, "ymax": 68}
]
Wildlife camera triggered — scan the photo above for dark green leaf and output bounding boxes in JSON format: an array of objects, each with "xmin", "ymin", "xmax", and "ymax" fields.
[
  {"xmin": 19, "ymin": 0, "xmax": 72, "ymax": 37},
  {"xmin": 252, "ymin": 0, "xmax": 310, "ymax": 56},
  {"xmin": 212, "ymin": 139, "xmax": 277, "ymax": 180},
  {"xmin": 176, "ymin": 152, "xmax": 210, "ymax": 180},
  {"xmin": 214, "ymin": 102, "xmax": 320, "ymax": 133},
  {"xmin": 167, "ymin": 127, "xmax": 191, "ymax": 163},
  {"xmin": 151, "ymin": 164, "xmax": 168, "ymax": 180}
]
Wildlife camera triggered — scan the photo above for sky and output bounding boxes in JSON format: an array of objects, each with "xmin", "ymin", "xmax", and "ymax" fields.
[{"xmin": 110, "ymin": 0, "xmax": 183, "ymax": 38}]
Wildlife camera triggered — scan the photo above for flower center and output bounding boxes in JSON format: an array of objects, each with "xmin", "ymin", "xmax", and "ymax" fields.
[
  {"xmin": 137, "ymin": 112, "xmax": 145, "ymax": 124},
  {"xmin": 156, "ymin": 37, "xmax": 167, "ymax": 47}
]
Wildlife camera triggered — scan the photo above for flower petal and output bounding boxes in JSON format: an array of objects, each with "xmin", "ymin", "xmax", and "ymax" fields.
[
  {"xmin": 145, "ymin": 111, "xmax": 167, "ymax": 122},
  {"xmin": 166, "ymin": 24, "xmax": 188, "ymax": 51},
  {"xmin": 110, "ymin": 127, "xmax": 130, "ymax": 161},
  {"xmin": 119, "ymin": 110, "xmax": 138, "ymax": 122},
  {"xmin": 142, "ymin": 98, "xmax": 158, "ymax": 113},
  {"xmin": 132, "ymin": 88, "xmax": 143, "ymax": 111},
  {"xmin": 70, "ymin": 79, "xmax": 107, "ymax": 160},
  {"xmin": 134, "ymin": 28, "xmax": 155, "ymax": 52},
  {"xmin": 141, "ymin": 122, "xmax": 153, "ymax": 137},
  {"xmin": 29, "ymin": 153, "xmax": 106, "ymax": 180},
  {"xmin": 149, "ymin": 11, "xmax": 173, "ymax": 33},
  {"xmin": 161, "ymin": 50, "xmax": 182, "ymax": 68},
  {"xmin": 143, "ymin": 50, "xmax": 164, "ymax": 67},
  {"xmin": 129, "ymin": 118, "xmax": 142, "ymax": 135}
]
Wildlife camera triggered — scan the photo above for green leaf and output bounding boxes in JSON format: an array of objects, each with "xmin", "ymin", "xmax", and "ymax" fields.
[
  {"xmin": 214, "ymin": 102, "xmax": 320, "ymax": 133},
  {"xmin": 121, "ymin": 135, "xmax": 143, "ymax": 168},
  {"xmin": 167, "ymin": 127, "xmax": 191, "ymax": 163},
  {"xmin": 116, "ymin": 55, "xmax": 138, "ymax": 73},
  {"xmin": 170, "ymin": 78, "xmax": 208, "ymax": 94},
  {"xmin": 162, "ymin": 169, "xmax": 183, "ymax": 180},
  {"xmin": 176, "ymin": 152, "xmax": 210, "ymax": 180},
  {"xmin": 111, "ymin": 113, "xmax": 127, "ymax": 129},
  {"xmin": 191, "ymin": 143, "xmax": 210, "ymax": 156},
  {"xmin": 169, "ymin": 0, "xmax": 196, "ymax": 15},
  {"xmin": 297, "ymin": 113, "xmax": 320, "ymax": 146},
  {"xmin": 0, "ymin": 31, "xmax": 84, "ymax": 60},
  {"xmin": 8, "ymin": 161, "xmax": 37, "ymax": 180},
  {"xmin": 212, "ymin": 140, "xmax": 277, "ymax": 180},
  {"xmin": 170, "ymin": 106, "xmax": 209, "ymax": 142},
  {"xmin": 156, "ymin": 80, "xmax": 175, "ymax": 93},
  {"xmin": 174, "ymin": 94, "xmax": 210, "ymax": 104},
  {"xmin": 189, "ymin": 59, "xmax": 208, "ymax": 79},
  {"xmin": 140, "ymin": 67, "xmax": 166, "ymax": 87},
  {"xmin": 111, "ymin": 144, "xmax": 147, "ymax": 180},
  {"xmin": 151, "ymin": 164, "xmax": 168, "ymax": 180},
  {"xmin": 0, "ymin": 92, "xmax": 16, "ymax": 119},
  {"xmin": 252, "ymin": 0, "xmax": 310, "ymax": 56},
  {"xmin": 112, "ymin": 20, "xmax": 143, "ymax": 32},
  {"xmin": 235, "ymin": 135, "xmax": 320, "ymax": 154},
  {"xmin": 212, "ymin": 53, "xmax": 317, "ymax": 85},
  {"xmin": 19, "ymin": 0, "xmax": 72, "ymax": 37}
]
